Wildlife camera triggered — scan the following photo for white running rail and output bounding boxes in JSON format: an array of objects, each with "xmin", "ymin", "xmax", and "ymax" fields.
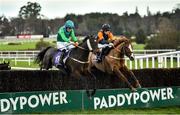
[
  {"xmin": 126, "ymin": 51, "xmax": 180, "ymax": 69},
  {"xmin": 0, "ymin": 50, "xmax": 179, "ymax": 69}
]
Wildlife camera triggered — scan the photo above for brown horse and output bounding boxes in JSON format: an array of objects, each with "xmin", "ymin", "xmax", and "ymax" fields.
[
  {"xmin": 89, "ymin": 36, "xmax": 141, "ymax": 91},
  {"xmin": 35, "ymin": 35, "xmax": 98, "ymax": 98}
]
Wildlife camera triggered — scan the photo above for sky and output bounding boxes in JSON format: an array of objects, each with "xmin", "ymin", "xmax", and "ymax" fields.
[{"xmin": 0, "ymin": 0, "xmax": 180, "ymax": 19}]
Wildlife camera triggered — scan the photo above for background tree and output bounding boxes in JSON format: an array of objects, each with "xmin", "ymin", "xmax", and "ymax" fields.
[
  {"xmin": 145, "ymin": 18, "xmax": 179, "ymax": 49},
  {"xmin": 19, "ymin": 2, "xmax": 41, "ymax": 19},
  {"xmin": 18, "ymin": 2, "xmax": 42, "ymax": 34},
  {"xmin": 135, "ymin": 29, "xmax": 146, "ymax": 44},
  {"xmin": 0, "ymin": 16, "xmax": 15, "ymax": 36}
]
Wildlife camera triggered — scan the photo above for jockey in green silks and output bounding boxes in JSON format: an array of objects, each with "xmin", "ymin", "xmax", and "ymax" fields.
[{"xmin": 57, "ymin": 20, "xmax": 79, "ymax": 64}]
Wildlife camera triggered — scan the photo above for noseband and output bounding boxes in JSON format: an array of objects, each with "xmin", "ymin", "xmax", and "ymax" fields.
[{"xmin": 109, "ymin": 42, "xmax": 133, "ymax": 60}]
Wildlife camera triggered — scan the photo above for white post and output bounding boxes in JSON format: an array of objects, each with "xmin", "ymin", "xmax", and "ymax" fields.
[
  {"xmin": 170, "ymin": 55, "xmax": 173, "ymax": 68},
  {"xmin": 146, "ymin": 58, "xmax": 149, "ymax": 68},
  {"xmin": 158, "ymin": 56, "xmax": 163, "ymax": 68},
  {"xmin": 177, "ymin": 54, "xmax": 180, "ymax": 68},
  {"xmin": 135, "ymin": 59, "xmax": 138, "ymax": 69},
  {"xmin": 164, "ymin": 56, "xmax": 167, "ymax": 68},
  {"xmin": 152, "ymin": 57, "xmax": 155, "ymax": 68},
  {"xmin": 140, "ymin": 59, "xmax": 143, "ymax": 69}
]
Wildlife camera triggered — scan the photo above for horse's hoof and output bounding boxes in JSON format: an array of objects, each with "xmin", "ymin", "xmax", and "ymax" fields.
[
  {"xmin": 131, "ymin": 88, "xmax": 137, "ymax": 92},
  {"xmin": 137, "ymin": 84, "xmax": 142, "ymax": 88}
]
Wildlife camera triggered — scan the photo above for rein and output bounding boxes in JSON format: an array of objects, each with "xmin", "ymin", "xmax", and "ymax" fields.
[
  {"xmin": 69, "ymin": 57, "xmax": 89, "ymax": 64},
  {"xmin": 108, "ymin": 42, "xmax": 125, "ymax": 60},
  {"xmin": 76, "ymin": 39, "xmax": 93, "ymax": 52},
  {"xmin": 69, "ymin": 39, "xmax": 93, "ymax": 64},
  {"xmin": 113, "ymin": 42, "xmax": 125, "ymax": 53},
  {"xmin": 108, "ymin": 55, "xmax": 124, "ymax": 60}
]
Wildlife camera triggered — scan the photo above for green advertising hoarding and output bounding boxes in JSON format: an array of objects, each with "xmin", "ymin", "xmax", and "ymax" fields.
[{"xmin": 0, "ymin": 86, "xmax": 179, "ymax": 113}]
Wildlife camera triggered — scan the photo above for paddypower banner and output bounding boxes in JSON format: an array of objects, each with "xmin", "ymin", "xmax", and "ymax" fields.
[
  {"xmin": 84, "ymin": 87, "xmax": 180, "ymax": 109},
  {"xmin": 0, "ymin": 86, "xmax": 180, "ymax": 113}
]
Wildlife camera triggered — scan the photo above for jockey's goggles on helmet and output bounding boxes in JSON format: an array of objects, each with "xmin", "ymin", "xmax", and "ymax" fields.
[{"xmin": 66, "ymin": 27, "xmax": 72, "ymax": 29}]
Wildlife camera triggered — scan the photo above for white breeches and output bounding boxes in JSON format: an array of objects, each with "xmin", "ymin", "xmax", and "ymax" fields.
[{"xmin": 57, "ymin": 42, "xmax": 75, "ymax": 51}]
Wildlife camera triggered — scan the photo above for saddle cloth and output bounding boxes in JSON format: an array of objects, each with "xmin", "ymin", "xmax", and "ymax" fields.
[{"xmin": 54, "ymin": 50, "xmax": 70, "ymax": 67}]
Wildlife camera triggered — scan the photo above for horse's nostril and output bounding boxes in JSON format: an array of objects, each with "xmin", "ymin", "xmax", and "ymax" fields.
[{"xmin": 130, "ymin": 56, "xmax": 134, "ymax": 61}]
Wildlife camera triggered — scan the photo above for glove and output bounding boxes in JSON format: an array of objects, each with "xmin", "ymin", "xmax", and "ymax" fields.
[
  {"xmin": 109, "ymin": 43, "xmax": 114, "ymax": 46},
  {"xmin": 74, "ymin": 42, "xmax": 79, "ymax": 47}
]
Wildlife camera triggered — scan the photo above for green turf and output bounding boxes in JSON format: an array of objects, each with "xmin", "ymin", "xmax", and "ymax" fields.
[
  {"xmin": 0, "ymin": 42, "xmax": 36, "ymax": 51},
  {"xmin": 132, "ymin": 43, "xmax": 145, "ymax": 50},
  {"xmin": 0, "ymin": 39, "xmax": 56, "ymax": 51}
]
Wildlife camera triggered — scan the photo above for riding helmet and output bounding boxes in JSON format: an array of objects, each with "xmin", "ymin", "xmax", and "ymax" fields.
[
  {"xmin": 102, "ymin": 24, "xmax": 110, "ymax": 31},
  {"xmin": 65, "ymin": 20, "xmax": 75, "ymax": 28}
]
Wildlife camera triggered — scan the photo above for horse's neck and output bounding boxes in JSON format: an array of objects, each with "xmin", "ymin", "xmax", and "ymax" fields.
[
  {"xmin": 109, "ymin": 43, "xmax": 124, "ymax": 58},
  {"xmin": 70, "ymin": 41, "xmax": 90, "ymax": 61}
]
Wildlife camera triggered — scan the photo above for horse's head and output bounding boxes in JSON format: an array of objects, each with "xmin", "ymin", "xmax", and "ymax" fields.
[
  {"xmin": 113, "ymin": 36, "xmax": 134, "ymax": 61},
  {"xmin": 81, "ymin": 35, "xmax": 98, "ymax": 53},
  {"xmin": 123, "ymin": 40, "xmax": 134, "ymax": 61}
]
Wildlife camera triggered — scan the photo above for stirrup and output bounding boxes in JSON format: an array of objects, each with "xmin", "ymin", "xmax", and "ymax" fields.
[{"xmin": 96, "ymin": 57, "xmax": 102, "ymax": 63}]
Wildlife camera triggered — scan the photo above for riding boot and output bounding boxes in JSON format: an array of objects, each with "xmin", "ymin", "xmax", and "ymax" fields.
[
  {"xmin": 59, "ymin": 50, "xmax": 66, "ymax": 65},
  {"xmin": 96, "ymin": 51, "xmax": 102, "ymax": 63}
]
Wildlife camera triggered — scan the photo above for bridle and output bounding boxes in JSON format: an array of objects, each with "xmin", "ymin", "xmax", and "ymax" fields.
[{"xmin": 109, "ymin": 41, "xmax": 133, "ymax": 60}]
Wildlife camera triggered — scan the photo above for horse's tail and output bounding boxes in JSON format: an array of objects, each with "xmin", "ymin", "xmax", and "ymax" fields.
[{"xmin": 35, "ymin": 46, "xmax": 52, "ymax": 64}]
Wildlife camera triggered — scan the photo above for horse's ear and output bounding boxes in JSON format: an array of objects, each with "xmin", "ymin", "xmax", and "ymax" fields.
[
  {"xmin": 3, "ymin": 61, "xmax": 5, "ymax": 64},
  {"xmin": 7, "ymin": 61, "xmax": 10, "ymax": 64},
  {"xmin": 83, "ymin": 35, "xmax": 89, "ymax": 42}
]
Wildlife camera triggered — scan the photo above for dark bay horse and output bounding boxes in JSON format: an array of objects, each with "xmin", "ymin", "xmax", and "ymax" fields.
[
  {"xmin": 89, "ymin": 36, "xmax": 141, "ymax": 91},
  {"xmin": 0, "ymin": 61, "xmax": 11, "ymax": 70},
  {"xmin": 35, "ymin": 35, "xmax": 98, "ymax": 97}
]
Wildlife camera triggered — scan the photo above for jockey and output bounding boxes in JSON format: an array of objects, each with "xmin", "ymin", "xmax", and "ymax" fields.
[
  {"xmin": 96, "ymin": 24, "xmax": 114, "ymax": 62},
  {"xmin": 57, "ymin": 20, "xmax": 79, "ymax": 64}
]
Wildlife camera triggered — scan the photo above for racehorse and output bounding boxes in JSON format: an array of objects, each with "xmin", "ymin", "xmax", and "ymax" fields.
[
  {"xmin": 35, "ymin": 35, "xmax": 98, "ymax": 97},
  {"xmin": 0, "ymin": 61, "xmax": 11, "ymax": 70},
  {"xmin": 89, "ymin": 36, "xmax": 141, "ymax": 91}
]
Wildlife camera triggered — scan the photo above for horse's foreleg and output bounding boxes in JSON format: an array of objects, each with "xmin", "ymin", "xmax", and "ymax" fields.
[
  {"xmin": 123, "ymin": 66, "xmax": 141, "ymax": 88},
  {"xmin": 88, "ymin": 71, "xmax": 97, "ymax": 97},
  {"xmin": 80, "ymin": 76, "xmax": 91, "ymax": 98},
  {"xmin": 114, "ymin": 68, "xmax": 136, "ymax": 92}
]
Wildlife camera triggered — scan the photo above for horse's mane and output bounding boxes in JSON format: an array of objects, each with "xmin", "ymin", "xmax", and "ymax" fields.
[
  {"xmin": 78, "ymin": 35, "xmax": 89, "ymax": 46},
  {"xmin": 82, "ymin": 35, "xmax": 90, "ymax": 43},
  {"xmin": 113, "ymin": 36, "xmax": 130, "ymax": 47},
  {"xmin": 79, "ymin": 35, "xmax": 94, "ymax": 46}
]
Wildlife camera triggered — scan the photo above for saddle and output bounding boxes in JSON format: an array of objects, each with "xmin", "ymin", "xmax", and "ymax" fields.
[
  {"xmin": 54, "ymin": 50, "xmax": 70, "ymax": 67},
  {"xmin": 96, "ymin": 46, "xmax": 112, "ymax": 62}
]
